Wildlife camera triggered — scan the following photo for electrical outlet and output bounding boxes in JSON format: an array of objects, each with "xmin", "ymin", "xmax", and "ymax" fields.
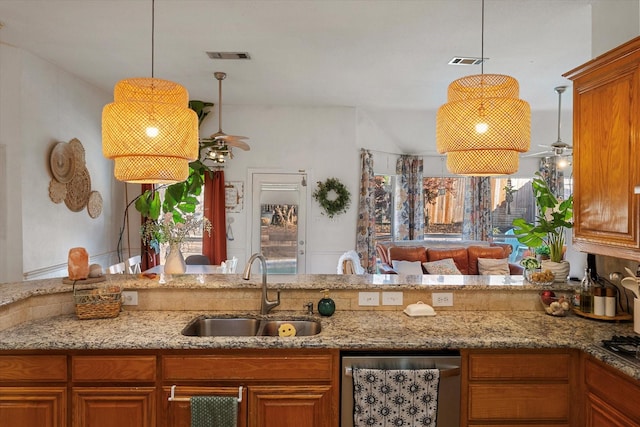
[
  {"xmin": 122, "ymin": 291, "xmax": 138, "ymax": 306},
  {"xmin": 358, "ymin": 292, "xmax": 380, "ymax": 306},
  {"xmin": 432, "ymin": 292, "xmax": 453, "ymax": 307},
  {"xmin": 382, "ymin": 291, "xmax": 403, "ymax": 306}
]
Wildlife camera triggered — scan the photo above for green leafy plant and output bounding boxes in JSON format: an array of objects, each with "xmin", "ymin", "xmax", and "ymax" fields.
[
  {"xmin": 535, "ymin": 245, "xmax": 550, "ymax": 257},
  {"xmin": 141, "ymin": 212, "xmax": 211, "ymax": 253},
  {"xmin": 512, "ymin": 173, "xmax": 573, "ymax": 263}
]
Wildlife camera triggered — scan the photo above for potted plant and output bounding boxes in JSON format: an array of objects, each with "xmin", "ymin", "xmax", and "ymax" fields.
[
  {"xmin": 512, "ymin": 172, "xmax": 573, "ymax": 282},
  {"xmin": 141, "ymin": 213, "xmax": 211, "ymax": 274}
]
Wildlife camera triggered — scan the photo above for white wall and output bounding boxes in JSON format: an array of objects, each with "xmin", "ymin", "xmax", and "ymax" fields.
[{"xmin": 0, "ymin": 44, "xmax": 122, "ymax": 282}]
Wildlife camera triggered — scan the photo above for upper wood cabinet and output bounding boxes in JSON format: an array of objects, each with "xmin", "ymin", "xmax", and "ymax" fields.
[{"xmin": 564, "ymin": 36, "xmax": 640, "ymax": 260}]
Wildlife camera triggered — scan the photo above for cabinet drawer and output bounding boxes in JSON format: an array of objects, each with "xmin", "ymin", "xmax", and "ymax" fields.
[
  {"xmin": 468, "ymin": 384, "xmax": 569, "ymax": 421},
  {"xmin": 163, "ymin": 354, "xmax": 334, "ymax": 382},
  {"xmin": 468, "ymin": 353, "xmax": 570, "ymax": 380},
  {"xmin": 72, "ymin": 355, "xmax": 156, "ymax": 382},
  {"xmin": 0, "ymin": 355, "xmax": 67, "ymax": 381}
]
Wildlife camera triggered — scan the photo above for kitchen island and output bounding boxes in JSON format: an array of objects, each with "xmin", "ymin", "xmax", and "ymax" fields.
[{"xmin": 0, "ymin": 274, "xmax": 638, "ymax": 427}]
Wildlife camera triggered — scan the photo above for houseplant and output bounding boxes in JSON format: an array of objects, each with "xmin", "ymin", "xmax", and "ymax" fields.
[
  {"xmin": 512, "ymin": 172, "xmax": 573, "ymax": 282},
  {"xmin": 141, "ymin": 212, "xmax": 211, "ymax": 274}
]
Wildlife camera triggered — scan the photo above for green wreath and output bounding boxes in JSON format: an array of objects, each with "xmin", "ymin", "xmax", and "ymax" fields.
[{"xmin": 312, "ymin": 178, "xmax": 351, "ymax": 219}]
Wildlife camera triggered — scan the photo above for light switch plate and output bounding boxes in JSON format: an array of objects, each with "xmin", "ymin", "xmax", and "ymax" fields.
[
  {"xmin": 358, "ymin": 292, "xmax": 380, "ymax": 306},
  {"xmin": 382, "ymin": 291, "xmax": 403, "ymax": 306},
  {"xmin": 122, "ymin": 291, "xmax": 138, "ymax": 306}
]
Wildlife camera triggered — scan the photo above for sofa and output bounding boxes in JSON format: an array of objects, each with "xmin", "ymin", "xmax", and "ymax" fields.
[{"xmin": 376, "ymin": 241, "xmax": 524, "ymax": 275}]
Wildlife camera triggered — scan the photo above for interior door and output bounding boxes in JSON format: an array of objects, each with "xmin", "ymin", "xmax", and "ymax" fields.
[{"xmin": 251, "ymin": 172, "xmax": 307, "ymax": 274}]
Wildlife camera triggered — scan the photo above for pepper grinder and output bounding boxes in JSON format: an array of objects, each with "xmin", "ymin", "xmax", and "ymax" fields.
[{"xmin": 318, "ymin": 289, "xmax": 336, "ymax": 317}]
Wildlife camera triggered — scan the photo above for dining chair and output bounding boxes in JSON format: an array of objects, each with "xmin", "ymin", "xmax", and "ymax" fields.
[
  {"xmin": 185, "ymin": 255, "xmax": 211, "ymax": 265},
  {"xmin": 224, "ymin": 257, "xmax": 239, "ymax": 273},
  {"xmin": 107, "ymin": 262, "xmax": 126, "ymax": 274},
  {"xmin": 126, "ymin": 255, "xmax": 142, "ymax": 274}
]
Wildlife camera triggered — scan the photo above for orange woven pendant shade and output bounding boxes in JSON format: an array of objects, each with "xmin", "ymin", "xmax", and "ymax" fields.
[
  {"xmin": 436, "ymin": 74, "xmax": 530, "ymax": 176},
  {"xmin": 102, "ymin": 77, "xmax": 199, "ymax": 184}
]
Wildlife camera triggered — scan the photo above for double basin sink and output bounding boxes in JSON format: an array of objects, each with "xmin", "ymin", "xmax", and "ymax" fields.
[{"xmin": 182, "ymin": 315, "xmax": 321, "ymax": 337}]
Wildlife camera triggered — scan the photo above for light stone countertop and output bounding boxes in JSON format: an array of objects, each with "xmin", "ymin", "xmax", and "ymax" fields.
[{"xmin": 0, "ymin": 274, "xmax": 637, "ymax": 381}]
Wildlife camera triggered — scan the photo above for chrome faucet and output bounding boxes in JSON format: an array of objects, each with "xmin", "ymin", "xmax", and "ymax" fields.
[{"xmin": 242, "ymin": 253, "xmax": 280, "ymax": 315}]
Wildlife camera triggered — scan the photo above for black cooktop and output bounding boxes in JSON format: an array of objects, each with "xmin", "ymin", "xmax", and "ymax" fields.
[{"xmin": 601, "ymin": 335, "xmax": 640, "ymax": 365}]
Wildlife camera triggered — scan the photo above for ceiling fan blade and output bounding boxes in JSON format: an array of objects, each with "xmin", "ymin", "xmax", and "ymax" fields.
[
  {"xmin": 225, "ymin": 139, "xmax": 251, "ymax": 151},
  {"xmin": 522, "ymin": 150, "xmax": 553, "ymax": 158},
  {"xmin": 214, "ymin": 133, "xmax": 249, "ymax": 141}
]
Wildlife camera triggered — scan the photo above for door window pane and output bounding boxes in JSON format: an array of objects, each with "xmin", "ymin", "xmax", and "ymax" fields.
[{"xmin": 260, "ymin": 203, "xmax": 298, "ymax": 274}]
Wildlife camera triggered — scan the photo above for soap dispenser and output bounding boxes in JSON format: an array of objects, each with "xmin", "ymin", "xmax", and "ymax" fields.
[{"xmin": 318, "ymin": 289, "xmax": 335, "ymax": 317}]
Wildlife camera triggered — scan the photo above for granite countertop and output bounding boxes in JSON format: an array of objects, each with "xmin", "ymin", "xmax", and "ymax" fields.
[
  {"xmin": 1, "ymin": 307, "xmax": 638, "ymax": 380},
  {"xmin": 1, "ymin": 274, "xmax": 637, "ymax": 380}
]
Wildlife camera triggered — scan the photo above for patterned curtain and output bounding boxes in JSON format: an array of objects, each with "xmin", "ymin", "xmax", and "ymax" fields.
[
  {"xmin": 356, "ymin": 149, "xmax": 376, "ymax": 273},
  {"xmin": 394, "ymin": 155, "xmax": 424, "ymax": 240},
  {"xmin": 539, "ymin": 157, "xmax": 565, "ymax": 198},
  {"xmin": 462, "ymin": 176, "xmax": 492, "ymax": 241}
]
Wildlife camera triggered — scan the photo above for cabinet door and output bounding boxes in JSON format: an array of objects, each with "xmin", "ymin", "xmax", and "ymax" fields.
[
  {"xmin": 587, "ymin": 393, "xmax": 638, "ymax": 427},
  {"xmin": 0, "ymin": 387, "xmax": 66, "ymax": 427},
  {"xmin": 248, "ymin": 385, "xmax": 334, "ymax": 427},
  {"xmin": 160, "ymin": 386, "xmax": 247, "ymax": 427},
  {"xmin": 72, "ymin": 387, "xmax": 156, "ymax": 427},
  {"xmin": 566, "ymin": 37, "xmax": 640, "ymax": 259}
]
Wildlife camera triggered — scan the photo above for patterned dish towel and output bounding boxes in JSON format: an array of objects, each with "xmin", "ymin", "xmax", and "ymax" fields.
[
  {"xmin": 190, "ymin": 396, "xmax": 238, "ymax": 427},
  {"xmin": 353, "ymin": 368, "xmax": 440, "ymax": 427}
]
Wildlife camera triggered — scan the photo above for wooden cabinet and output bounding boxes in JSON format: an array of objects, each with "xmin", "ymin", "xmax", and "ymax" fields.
[
  {"xmin": 584, "ymin": 354, "xmax": 640, "ymax": 427},
  {"xmin": 564, "ymin": 36, "xmax": 640, "ymax": 260},
  {"xmin": 0, "ymin": 355, "xmax": 67, "ymax": 427},
  {"xmin": 161, "ymin": 349, "xmax": 339, "ymax": 427},
  {"xmin": 461, "ymin": 349, "xmax": 579, "ymax": 426},
  {"xmin": 71, "ymin": 355, "xmax": 157, "ymax": 427}
]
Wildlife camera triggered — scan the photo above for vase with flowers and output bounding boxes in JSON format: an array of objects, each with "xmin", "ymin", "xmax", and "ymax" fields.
[
  {"xmin": 141, "ymin": 212, "xmax": 212, "ymax": 274},
  {"xmin": 512, "ymin": 172, "xmax": 573, "ymax": 282}
]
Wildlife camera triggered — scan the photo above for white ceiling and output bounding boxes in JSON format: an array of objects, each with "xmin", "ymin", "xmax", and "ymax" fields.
[{"xmin": 0, "ymin": 0, "xmax": 623, "ymax": 154}]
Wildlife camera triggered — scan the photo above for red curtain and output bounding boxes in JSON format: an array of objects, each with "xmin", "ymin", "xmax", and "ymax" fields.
[
  {"xmin": 203, "ymin": 170, "xmax": 228, "ymax": 264},
  {"xmin": 140, "ymin": 184, "xmax": 159, "ymax": 271}
]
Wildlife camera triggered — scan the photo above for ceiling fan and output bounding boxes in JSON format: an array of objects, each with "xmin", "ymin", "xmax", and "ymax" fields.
[
  {"xmin": 524, "ymin": 85, "xmax": 573, "ymax": 158},
  {"xmin": 201, "ymin": 72, "xmax": 250, "ymax": 161}
]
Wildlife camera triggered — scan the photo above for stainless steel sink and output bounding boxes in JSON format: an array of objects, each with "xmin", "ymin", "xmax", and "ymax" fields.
[
  {"xmin": 181, "ymin": 316, "xmax": 321, "ymax": 337},
  {"xmin": 259, "ymin": 319, "xmax": 322, "ymax": 337},
  {"xmin": 181, "ymin": 317, "xmax": 261, "ymax": 337}
]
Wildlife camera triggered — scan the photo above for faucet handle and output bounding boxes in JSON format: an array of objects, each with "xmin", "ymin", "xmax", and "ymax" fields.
[{"xmin": 304, "ymin": 302, "xmax": 313, "ymax": 315}]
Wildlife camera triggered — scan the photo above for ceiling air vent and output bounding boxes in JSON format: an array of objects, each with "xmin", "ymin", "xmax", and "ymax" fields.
[
  {"xmin": 448, "ymin": 57, "xmax": 486, "ymax": 66},
  {"xmin": 206, "ymin": 52, "xmax": 251, "ymax": 60}
]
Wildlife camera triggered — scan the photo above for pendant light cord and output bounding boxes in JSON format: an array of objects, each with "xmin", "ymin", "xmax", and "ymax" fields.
[
  {"xmin": 151, "ymin": 0, "xmax": 155, "ymax": 78},
  {"xmin": 480, "ymin": 0, "xmax": 484, "ymax": 75}
]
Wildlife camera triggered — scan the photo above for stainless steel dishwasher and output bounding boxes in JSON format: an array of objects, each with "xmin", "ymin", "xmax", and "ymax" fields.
[{"xmin": 341, "ymin": 351, "xmax": 461, "ymax": 427}]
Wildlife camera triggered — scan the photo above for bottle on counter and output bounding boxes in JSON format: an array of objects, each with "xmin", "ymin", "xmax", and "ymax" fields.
[
  {"xmin": 318, "ymin": 289, "xmax": 336, "ymax": 317},
  {"xmin": 580, "ymin": 267, "xmax": 594, "ymax": 313},
  {"xmin": 605, "ymin": 287, "xmax": 617, "ymax": 317},
  {"xmin": 593, "ymin": 284, "xmax": 605, "ymax": 316}
]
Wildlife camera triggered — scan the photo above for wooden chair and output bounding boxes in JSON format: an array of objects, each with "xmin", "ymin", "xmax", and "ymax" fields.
[
  {"xmin": 107, "ymin": 262, "xmax": 126, "ymax": 274},
  {"xmin": 126, "ymin": 255, "xmax": 142, "ymax": 274}
]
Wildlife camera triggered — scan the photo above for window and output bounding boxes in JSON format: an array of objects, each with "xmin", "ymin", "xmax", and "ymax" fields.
[
  {"xmin": 374, "ymin": 175, "xmax": 394, "ymax": 243},
  {"xmin": 423, "ymin": 177, "xmax": 465, "ymax": 236}
]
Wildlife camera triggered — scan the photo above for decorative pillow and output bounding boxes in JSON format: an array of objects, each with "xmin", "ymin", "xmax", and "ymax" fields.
[
  {"xmin": 391, "ymin": 260, "xmax": 424, "ymax": 275},
  {"xmin": 422, "ymin": 258, "xmax": 462, "ymax": 275},
  {"xmin": 477, "ymin": 257, "xmax": 510, "ymax": 275}
]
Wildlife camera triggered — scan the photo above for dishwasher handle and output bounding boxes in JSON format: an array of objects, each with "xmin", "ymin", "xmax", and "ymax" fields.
[{"xmin": 344, "ymin": 366, "xmax": 460, "ymax": 378}]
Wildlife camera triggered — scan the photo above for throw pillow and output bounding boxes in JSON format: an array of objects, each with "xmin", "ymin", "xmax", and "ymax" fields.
[
  {"xmin": 391, "ymin": 260, "xmax": 424, "ymax": 275},
  {"xmin": 477, "ymin": 257, "xmax": 510, "ymax": 275},
  {"xmin": 422, "ymin": 258, "xmax": 462, "ymax": 275}
]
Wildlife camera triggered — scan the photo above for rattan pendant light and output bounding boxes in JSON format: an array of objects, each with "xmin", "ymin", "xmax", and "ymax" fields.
[
  {"xmin": 436, "ymin": 0, "xmax": 530, "ymax": 176},
  {"xmin": 102, "ymin": 0, "xmax": 198, "ymax": 184}
]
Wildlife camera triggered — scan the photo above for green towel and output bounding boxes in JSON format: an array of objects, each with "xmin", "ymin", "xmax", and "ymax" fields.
[{"xmin": 191, "ymin": 396, "xmax": 238, "ymax": 427}]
